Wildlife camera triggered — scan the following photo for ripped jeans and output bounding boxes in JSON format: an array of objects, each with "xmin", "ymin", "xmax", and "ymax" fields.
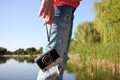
[{"xmin": 37, "ymin": 6, "xmax": 75, "ymax": 80}]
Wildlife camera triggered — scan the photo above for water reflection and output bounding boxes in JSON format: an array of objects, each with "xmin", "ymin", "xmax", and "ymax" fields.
[
  {"xmin": 0, "ymin": 58, "xmax": 38, "ymax": 80},
  {"xmin": 0, "ymin": 57, "xmax": 10, "ymax": 64},
  {"xmin": 0, "ymin": 57, "xmax": 76, "ymax": 80},
  {"xmin": 66, "ymin": 62, "xmax": 120, "ymax": 80},
  {"xmin": 0, "ymin": 57, "xmax": 35, "ymax": 64},
  {"xmin": 0, "ymin": 57, "xmax": 120, "ymax": 80}
]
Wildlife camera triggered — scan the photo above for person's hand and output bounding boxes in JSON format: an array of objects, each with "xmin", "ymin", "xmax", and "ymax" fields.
[{"xmin": 38, "ymin": 0, "xmax": 54, "ymax": 25}]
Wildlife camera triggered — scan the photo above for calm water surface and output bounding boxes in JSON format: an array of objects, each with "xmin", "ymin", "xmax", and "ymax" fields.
[
  {"xmin": 0, "ymin": 58, "xmax": 76, "ymax": 80},
  {"xmin": 1, "ymin": 57, "xmax": 120, "ymax": 80}
]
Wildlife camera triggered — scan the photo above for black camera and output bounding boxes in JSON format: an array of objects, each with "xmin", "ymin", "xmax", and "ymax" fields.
[{"xmin": 35, "ymin": 48, "xmax": 61, "ymax": 72}]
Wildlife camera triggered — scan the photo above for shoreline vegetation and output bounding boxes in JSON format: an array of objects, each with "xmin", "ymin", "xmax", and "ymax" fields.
[
  {"xmin": 67, "ymin": 53, "xmax": 120, "ymax": 80},
  {"xmin": 68, "ymin": 53, "xmax": 120, "ymax": 69},
  {"xmin": 0, "ymin": 47, "xmax": 43, "ymax": 57},
  {"xmin": 0, "ymin": 54, "xmax": 38, "ymax": 58}
]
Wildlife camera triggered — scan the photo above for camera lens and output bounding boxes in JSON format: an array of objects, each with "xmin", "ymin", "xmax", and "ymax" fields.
[{"xmin": 42, "ymin": 55, "xmax": 53, "ymax": 65}]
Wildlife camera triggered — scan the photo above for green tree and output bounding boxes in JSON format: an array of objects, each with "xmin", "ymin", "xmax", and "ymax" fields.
[
  {"xmin": 74, "ymin": 22, "xmax": 101, "ymax": 44},
  {"xmin": 93, "ymin": 0, "xmax": 120, "ymax": 43},
  {"xmin": 25, "ymin": 47, "xmax": 37, "ymax": 55},
  {"xmin": 14, "ymin": 48, "xmax": 25, "ymax": 55},
  {"xmin": 0, "ymin": 47, "xmax": 7, "ymax": 55},
  {"xmin": 34, "ymin": 47, "xmax": 43, "ymax": 55},
  {"xmin": 70, "ymin": 22, "xmax": 101, "ymax": 53},
  {"xmin": 7, "ymin": 51, "xmax": 13, "ymax": 55}
]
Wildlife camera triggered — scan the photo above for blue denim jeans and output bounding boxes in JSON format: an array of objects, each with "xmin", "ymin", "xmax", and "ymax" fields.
[{"xmin": 37, "ymin": 6, "xmax": 75, "ymax": 80}]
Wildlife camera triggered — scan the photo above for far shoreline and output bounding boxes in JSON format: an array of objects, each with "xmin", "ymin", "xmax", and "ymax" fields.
[{"xmin": 0, "ymin": 54, "xmax": 38, "ymax": 58}]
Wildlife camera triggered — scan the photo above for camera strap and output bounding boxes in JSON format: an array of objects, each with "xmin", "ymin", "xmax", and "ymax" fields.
[{"xmin": 45, "ymin": 24, "xmax": 52, "ymax": 42}]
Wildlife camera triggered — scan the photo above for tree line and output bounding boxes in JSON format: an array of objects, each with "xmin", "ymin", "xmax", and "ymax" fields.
[{"xmin": 0, "ymin": 47, "xmax": 43, "ymax": 55}]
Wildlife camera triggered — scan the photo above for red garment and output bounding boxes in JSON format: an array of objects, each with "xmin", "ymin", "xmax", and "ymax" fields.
[{"xmin": 54, "ymin": 0, "xmax": 81, "ymax": 8}]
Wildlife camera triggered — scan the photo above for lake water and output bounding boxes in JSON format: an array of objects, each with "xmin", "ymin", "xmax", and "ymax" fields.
[
  {"xmin": 0, "ymin": 58, "xmax": 76, "ymax": 80},
  {"xmin": 0, "ymin": 57, "xmax": 120, "ymax": 80}
]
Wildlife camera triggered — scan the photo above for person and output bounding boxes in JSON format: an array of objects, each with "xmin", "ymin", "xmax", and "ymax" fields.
[{"xmin": 37, "ymin": 0, "xmax": 81, "ymax": 80}]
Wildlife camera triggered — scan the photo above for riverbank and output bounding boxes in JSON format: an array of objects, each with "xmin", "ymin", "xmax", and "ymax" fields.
[
  {"xmin": 0, "ymin": 54, "xmax": 38, "ymax": 58},
  {"xmin": 68, "ymin": 53, "xmax": 120, "ymax": 74}
]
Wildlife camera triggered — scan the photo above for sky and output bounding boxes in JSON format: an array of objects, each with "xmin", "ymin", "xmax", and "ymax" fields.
[{"xmin": 0, "ymin": 0, "xmax": 98, "ymax": 51}]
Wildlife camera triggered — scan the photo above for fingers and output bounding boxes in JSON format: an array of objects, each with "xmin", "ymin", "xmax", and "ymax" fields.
[
  {"xmin": 40, "ymin": 10, "xmax": 54, "ymax": 25},
  {"xmin": 38, "ymin": 0, "xmax": 54, "ymax": 25},
  {"xmin": 41, "ymin": 7, "xmax": 48, "ymax": 19},
  {"xmin": 44, "ymin": 10, "xmax": 54, "ymax": 24}
]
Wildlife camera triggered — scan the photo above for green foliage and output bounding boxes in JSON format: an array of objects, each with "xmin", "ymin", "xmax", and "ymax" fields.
[
  {"xmin": 70, "ymin": 0, "xmax": 120, "ymax": 60},
  {"xmin": 34, "ymin": 47, "xmax": 43, "ymax": 55},
  {"xmin": 14, "ymin": 48, "xmax": 25, "ymax": 55},
  {"xmin": 70, "ymin": 43, "xmax": 120, "ymax": 62},
  {"xmin": 25, "ymin": 47, "xmax": 37, "ymax": 55},
  {"xmin": 70, "ymin": 22, "xmax": 101, "ymax": 53},
  {"xmin": 93, "ymin": 0, "xmax": 120, "ymax": 43},
  {"xmin": 0, "ymin": 46, "xmax": 43, "ymax": 55},
  {"xmin": 69, "ymin": 1, "xmax": 120, "ymax": 79},
  {"xmin": 0, "ymin": 47, "xmax": 7, "ymax": 55},
  {"xmin": 74, "ymin": 22, "xmax": 101, "ymax": 44}
]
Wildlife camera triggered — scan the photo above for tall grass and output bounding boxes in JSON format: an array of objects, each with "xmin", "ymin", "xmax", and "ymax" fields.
[{"xmin": 69, "ymin": 43, "xmax": 120, "ymax": 63}]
